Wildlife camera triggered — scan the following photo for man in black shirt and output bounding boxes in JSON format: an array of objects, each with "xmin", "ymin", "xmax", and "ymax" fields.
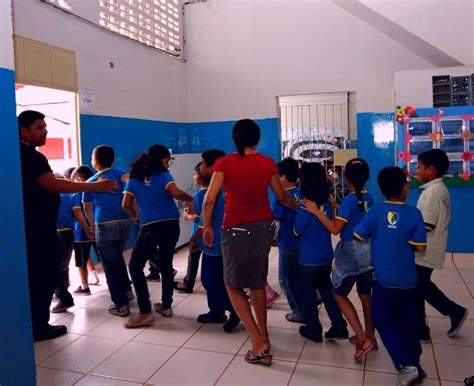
[{"xmin": 19, "ymin": 110, "xmax": 118, "ymax": 342}]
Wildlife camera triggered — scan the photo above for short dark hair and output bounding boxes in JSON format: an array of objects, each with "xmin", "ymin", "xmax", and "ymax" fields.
[
  {"xmin": 418, "ymin": 149, "xmax": 449, "ymax": 177},
  {"xmin": 18, "ymin": 110, "xmax": 45, "ymax": 132},
  {"xmin": 72, "ymin": 165, "xmax": 94, "ymax": 181},
  {"xmin": 232, "ymin": 119, "xmax": 261, "ymax": 156},
  {"xmin": 63, "ymin": 166, "xmax": 76, "ymax": 179},
  {"xmin": 201, "ymin": 149, "xmax": 226, "ymax": 167},
  {"xmin": 277, "ymin": 157, "xmax": 299, "ymax": 183},
  {"xmin": 377, "ymin": 167, "xmax": 407, "ymax": 200},
  {"xmin": 299, "ymin": 162, "xmax": 330, "ymax": 205},
  {"xmin": 93, "ymin": 145, "xmax": 115, "ymax": 167}
]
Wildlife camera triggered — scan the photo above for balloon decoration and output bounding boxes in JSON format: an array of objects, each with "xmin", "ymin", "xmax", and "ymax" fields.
[
  {"xmin": 461, "ymin": 151, "xmax": 473, "ymax": 162},
  {"xmin": 395, "ymin": 105, "xmax": 417, "ymax": 125},
  {"xmin": 430, "ymin": 131, "xmax": 443, "ymax": 143}
]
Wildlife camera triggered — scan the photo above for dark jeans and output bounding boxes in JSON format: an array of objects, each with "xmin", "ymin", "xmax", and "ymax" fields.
[
  {"xmin": 129, "ymin": 220, "xmax": 180, "ymax": 313},
  {"xmin": 372, "ymin": 281, "xmax": 422, "ymax": 369},
  {"xmin": 183, "ymin": 248, "xmax": 202, "ymax": 289},
  {"xmin": 56, "ymin": 230, "xmax": 75, "ymax": 303},
  {"xmin": 26, "ymin": 229, "xmax": 59, "ymax": 336},
  {"xmin": 96, "ymin": 220, "xmax": 132, "ymax": 307},
  {"xmin": 279, "ymin": 248, "xmax": 302, "ymax": 318},
  {"xmin": 298, "ymin": 262, "xmax": 346, "ymax": 335},
  {"xmin": 201, "ymin": 253, "xmax": 235, "ymax": 314},
  {"xmin": 415, "ymin": 264, "xmax": 464, "ymax": 336}
]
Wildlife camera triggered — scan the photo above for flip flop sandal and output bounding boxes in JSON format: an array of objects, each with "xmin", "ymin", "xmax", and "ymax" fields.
[
  {"xmin": 354, "ymin": 338, "xmax": 375, "ymax": 363},
  {"xmin": 245, "ymin": 350, "xmax": 273, "ymax": 366}
]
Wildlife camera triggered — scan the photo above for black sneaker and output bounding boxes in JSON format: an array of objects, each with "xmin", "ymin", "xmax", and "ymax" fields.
[
  {"xmin": 324, "ymin": 325, "xmax": 349, "ymax": 340},
  {"xmin": 51, "ymin": 300, "xmax": 74, "ymax": 313},
  {"xmin": 197, "ymin": 311, "xmax": 227, "ymax": 324},
  {"xmin": 145, "ymin": 273, "xmax": 161, "ymax": 282},
  {"xmin": 33, "ymin": 324, "xmax": 67, "ymax": 342},
  {"xmin": 299, "ymin": 325, "xmax": 322, "ymax": 343},
  {"xmin": 173, "ymin": 281, "xmax": 193, "ymax": 293},
  {"xmin": 72, "ymin": 286, "xmax": 91, "ymax": 296},
  {"xmin": 223, "ymin": 312, "xmax": 240, "ymax": 333},
  {"xmin": 447, "ymin": 307, "xmax": 469, "ymax": 337}
]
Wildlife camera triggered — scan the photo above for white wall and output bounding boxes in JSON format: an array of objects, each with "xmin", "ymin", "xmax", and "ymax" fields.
[
  {"xmin": 361, "ymin": 0, "xmax": 473, "ymax": 66},
  {"xmin": 13, "ymin": 0, "xmax": 187, "ymax": 122},
  {"xmin": 1, "ymin": 0, "xmax": 14, "ymax": 70},
  {"xmin": 395, "ymin": 65, "xmax": 474, "ymax": 108},
  {"xmin": 184, "ymin": 0, "xmax": 435, "ymax": 121}
]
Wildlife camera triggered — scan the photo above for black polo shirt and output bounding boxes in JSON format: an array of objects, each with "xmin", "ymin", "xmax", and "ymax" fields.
[{"xmin": 20, "ymin": 141, "xmax": 60, "ymax": 233}]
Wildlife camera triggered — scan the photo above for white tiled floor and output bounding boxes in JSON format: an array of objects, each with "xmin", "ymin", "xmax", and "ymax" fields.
[{"xmin": 35, "ymin": 250, "xmax": 474, "ymax": 385}]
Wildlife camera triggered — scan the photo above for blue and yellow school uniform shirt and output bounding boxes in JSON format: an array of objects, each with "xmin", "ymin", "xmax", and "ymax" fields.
[
  {"xmin": 294, "ymin": 201, "xmax": 333, "ymax": 266},
  {"xmin": 123, "ymin": 171, "xmax": 180, "ymax": 226},
  {"xmin": 272, "ymin": 186, "xmax": 301, "ymax": 250},
  {"xmin": 336, "ymin": 191, "xmax": 373, "ymax": 241},
  {"xmin": 353, "ymin": 201, "xmax": 426, "ymax": 289},
  {"xmin": 196, "ymin": 190, "xmax": 225, "ymax": 256},
  {"xmin": 57, "ymin": 193, "xmax": 80, "ymax": 231},
  {"xmin": 192, "ymin": 188, "xmax": 207, "ymax": 236},
  {"xmin": 83, "ymin": 168, "xmax": 130, "ymax": 224}
]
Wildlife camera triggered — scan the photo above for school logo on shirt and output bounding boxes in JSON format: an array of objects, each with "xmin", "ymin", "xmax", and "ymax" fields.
[
  {"xmin": 144, "ymin": 177, "xmax": 151, "ymax": 186},
  {"xmin": 97, "ymin": 176, "xmax": 104, "ymax": 182},
  {"xmin": 320, "ymin": 205, "xmax": 327, "ymax": 216},
  {"xmin": 387, "ymin": 211, "xmax": 399, "ymax": 228}
]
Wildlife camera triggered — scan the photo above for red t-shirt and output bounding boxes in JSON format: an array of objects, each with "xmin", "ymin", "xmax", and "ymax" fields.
[{"xmin": 213, "ymin": 152, "xmax": 278, "ymax": 228}]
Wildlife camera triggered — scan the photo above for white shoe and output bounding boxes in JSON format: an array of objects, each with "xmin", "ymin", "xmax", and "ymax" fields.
[
  {"xmin": 88, "ymin": 271, "xmax": 100, "ymax": 285},
  {"xmin": 397, "ymin": 366, "xmax": 418, "ymax": 386}
]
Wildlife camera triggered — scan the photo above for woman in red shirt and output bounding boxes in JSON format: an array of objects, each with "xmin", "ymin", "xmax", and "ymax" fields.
[{"xmin": 203, "ymin": 119, "xmax": 296, "ymax": 366}]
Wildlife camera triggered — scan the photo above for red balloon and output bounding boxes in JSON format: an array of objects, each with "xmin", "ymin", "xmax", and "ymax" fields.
[
  {"xmin": 396, "ymin": 115, "xmax": 405, "ymax": 124},
  {"xmin": 405, "ymin": 105, "xmax": 416, "ymax": 117}
]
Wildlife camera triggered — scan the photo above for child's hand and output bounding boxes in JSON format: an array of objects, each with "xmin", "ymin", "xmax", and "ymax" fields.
[
  {"xmin": 183, "ymin": 208, "xmax": 194, "ymax": 221},
  {"xmin": 188, "ymin": 239, "xmax": 197, "ymax": 252},
  {"xmin": 203, "ymin": 225, "xmax": 214, "ymax": 247},
  {"xmin": 300, "ymin": 198, "xmax": 320, "ymax": 216},
  {"xmin": 184, "ymin": 201, "xmax": 195, "ymax": 217},
  {"xmin": 88, "ymin": 227, "xmax": 95, "ymax": 240}
]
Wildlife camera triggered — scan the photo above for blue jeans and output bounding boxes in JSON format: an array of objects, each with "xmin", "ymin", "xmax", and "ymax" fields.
[
  {"xmin": 278, "ymin": 248, "xmax": 302, "ymax": 318},
  {"xmin": 201, "ymin": 253, "xmax": 235, "ymax": 314},
  {"xmin": 372, "ymin": 281, "xmax": 422, "ymax": 369},
  {"xmin": 96, "ymin": 220, "xmax": 132, "ymax": 307},
  {"xmin": 298, "ymin": 262, "xmax": 347, "ymax": 335},
  {"xmin": 129, "ymin": 220, "xmax": 179, "ymax": 312}
]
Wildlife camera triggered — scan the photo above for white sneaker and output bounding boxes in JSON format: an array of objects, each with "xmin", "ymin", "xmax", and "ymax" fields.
[
  {"xmin": 88, "ymin": 271, "xmax": 100, "ymax": 285},
  {"xmin": 397, "ymin": 366, "xmax": 418, "ymax": 386}
]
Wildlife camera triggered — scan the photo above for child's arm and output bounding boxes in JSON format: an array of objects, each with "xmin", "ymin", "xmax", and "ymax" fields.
[
  {"xmin": 122, "ymin": 193, "xmax": 139, "ymax": 222},
  {"xmin": 183, "ymin": 208, "xmax": 196, "ymax": 221},
  {"xmin": 270, "ymin": 175, "xmax": 297, "ymax": 211},
  {"xmin": 300, "ymin": 198, "xmax": 345, "ymax": 235},
  {"xmin": 189, "ymin": 227, "xmax": 203, "ymax": 251},
  {"xmin": 73, "ymin": 207, "xmax": 95, "ymax": 239},
  {"xmin": 83, "ymin": 202, "xmax": 96, "ymax": 231},
  {"xmin": 409, "ymin": 209, "xmax": 427, "ymax": 253},
  {"xmin": 353, "ymin": 210, "xmax": 371, "ymax": 242}
]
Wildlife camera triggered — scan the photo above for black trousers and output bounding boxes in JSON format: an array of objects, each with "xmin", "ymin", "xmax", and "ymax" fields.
[
  {"xmin": 415, "ymin": 264, "xmax": 463, "ymax": 335},
  {"xmin": 56, "ymin": 230, "xmax": 75, "ymax": 303},
  {"xmin": 26, "ymin": 230, "xmax": 60, "ymax": 336}
]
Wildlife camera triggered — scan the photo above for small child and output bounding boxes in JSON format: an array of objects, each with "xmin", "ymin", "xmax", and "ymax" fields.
[
  {"xmin": 272, "ymin": 157, "xmax": 303, "ymax": 323},
  {"xmin": 414, "ymin": 149, "xmax": 468, "ymax": 340},
  {"xmin": 83, "ymin": 145, "xmax": 133, "ymax": 317},
  {"xmin": 294, "ymin": 162, "xmax": 348, "ymax": 342},
  {"xmin": 196, "ymin": 150, "xmax": 240, "ymax": 332},
  {"xmin": 122, "ymin": 144, "xmax": 194, "ymax": 328},
  {"xmin": 71, "ymin": 165, "xmax": 100, "ymax": 295},
  {"xmin": 174, "ymin": 162, "xmax": 208, "ymax": 293},
  {"xmin": 354, "ymin": 166, "xmax": 427, "ymax": 385},
  {"xmin": 302, "ymin": 158, "xmax": 376, "ymax": 362}
]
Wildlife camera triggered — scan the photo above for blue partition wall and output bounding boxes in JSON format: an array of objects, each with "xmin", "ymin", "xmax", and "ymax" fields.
[{"xmin": 0, "ymin": 68, "xmax": 36, "ymax": 385}]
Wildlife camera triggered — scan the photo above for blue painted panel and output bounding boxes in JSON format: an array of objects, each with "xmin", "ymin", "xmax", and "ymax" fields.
[{"xmin": 0, "ymin": 68, "xmax": 36, "ymax": 385}]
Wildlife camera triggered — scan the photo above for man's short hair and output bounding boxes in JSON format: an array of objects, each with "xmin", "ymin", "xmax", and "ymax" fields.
[
  {"xmin": 418, "ymin": 149, "xmax": 449, "ymax": 177},
  {"xmin": 377, "ymin": 167, "xmax": 407, "ymax": 200},
  {"xmin": 18, "ymin": 110, "xmax": 45, "ymax": 132},
  {"xmin": 93, "ymin": 145, "xmax": 115, "ymax": 167},
  {"xmin": 277, "ymin": 157, "xmax": 298, "ymax": 183}
]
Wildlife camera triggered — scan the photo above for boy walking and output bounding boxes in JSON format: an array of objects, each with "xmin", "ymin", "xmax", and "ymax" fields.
[
  {"xmin": 354, "ymin": 167, "xmax": 427, "ymax": 385},
  {"xmin": 415, "ymin": 149, "xmax": 468, "ymax": 341}
]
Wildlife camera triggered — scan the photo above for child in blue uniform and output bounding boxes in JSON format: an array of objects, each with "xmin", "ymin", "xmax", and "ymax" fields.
[
  {"xmin": 174, "ymin": 162, "xmax": 208, "ymax": 293},
  {"xmin": 354, "ymin": 167, "xmax": 427, "ymax": 386},
  {"xmin": 302, "ymin": 158, "xmax": 376, "ymax": 362},
  {"xmin": 71, "ymin": 165, "xmax": 99, "ymax": 295},
  {"xmin": 122, "ymin": 144, "xmax": 194, "ymax": 328},
  {"xmin": 294, "ymin": 162, "xmax": 348, "ymax": 342},
  {"xmin": 196, "ymin": 149, "xmax": 240, "ymax": 332},
  {"xmin": 272, "ymin": 157, "xmax": 303, "ymax": 323},
  {"xmin": 83, "ymin": 145, "xmax": 132, "ymax": 317}
]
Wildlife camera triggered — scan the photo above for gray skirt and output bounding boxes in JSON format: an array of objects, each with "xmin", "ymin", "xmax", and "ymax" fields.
[{"xmin": 221, "ymin": 220, "xmax": 275, "ymax": 289}]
